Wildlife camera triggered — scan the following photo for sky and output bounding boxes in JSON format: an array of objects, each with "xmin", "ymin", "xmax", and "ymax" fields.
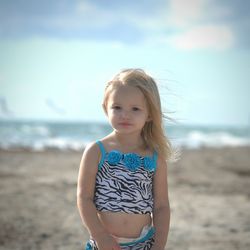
[{"xmin": 0, "ymin": 0, "xmax": 249, "ymax": 126}]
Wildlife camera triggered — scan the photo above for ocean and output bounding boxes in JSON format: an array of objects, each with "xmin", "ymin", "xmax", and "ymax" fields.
[{"xmin": 0, "ymin": 120, "xmax": 249, "ymax": 151}]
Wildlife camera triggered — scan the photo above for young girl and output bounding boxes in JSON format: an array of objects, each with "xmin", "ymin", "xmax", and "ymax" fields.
[{"xmin": 77, "ymin": 69, "xmax": 173, "ymax": 250}]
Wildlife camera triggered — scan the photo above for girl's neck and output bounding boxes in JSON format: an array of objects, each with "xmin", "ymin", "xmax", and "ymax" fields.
[{"xmin": 111, "ymin": 131, "xmax": 145, "ymax": 151}]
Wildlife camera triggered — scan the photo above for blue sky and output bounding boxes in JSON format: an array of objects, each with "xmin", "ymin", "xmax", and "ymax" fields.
[{"xmin": 0, "ymin": 0, "xmax": 249, "ymax": 126}]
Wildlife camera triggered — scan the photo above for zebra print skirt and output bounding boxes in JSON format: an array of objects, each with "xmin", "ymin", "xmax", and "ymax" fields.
[{"xmin": 85, "ymin": 226, "xmax": 155, "ymax": 250}]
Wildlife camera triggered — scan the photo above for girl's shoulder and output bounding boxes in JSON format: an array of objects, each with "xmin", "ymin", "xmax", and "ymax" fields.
[
  {"xmin": 94, "ymin": 135, "xmax": 115, "ymax": 151},
  {"xmin": 82, "ymin": 141, "xmax": 102, "ymax": 161},
  {"xmin": 83, "ymin": 136, "xmax": 113, "ymax": 157},
  {"xmin": 84, "ymin": 141, "xmax": 99, "ymax": 152},
  {"xmin": 80, "ymin": 141, "xmax": 104, "ymax": 173}
]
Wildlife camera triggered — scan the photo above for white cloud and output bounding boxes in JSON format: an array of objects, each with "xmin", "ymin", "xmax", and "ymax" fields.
[
  {"xmin": 76, "ymin": 0, "xmax": 95, "ymax": 13},
  {"xmin": 168, "ymin": 25, "xmax": 234, "ymax": 50},
  {"xmin": 134, "ymin": 0, "xmax": 234, "ymax": 51},
  {"xmin": 75, "ymin": 1, "xmax": 121, "ymax": 28},
  {"xmin": 167, "ymin": 0, "xmax": 207, "ymax": 27}
]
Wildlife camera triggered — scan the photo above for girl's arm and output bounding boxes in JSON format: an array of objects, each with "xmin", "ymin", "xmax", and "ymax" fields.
[
  {"xmin": 152, "ymin": 157, "xmax": 171, "ymax": 250},
  {"xmin": 77, "ymin": 142, "xmax": 121, "ymax": 250}
]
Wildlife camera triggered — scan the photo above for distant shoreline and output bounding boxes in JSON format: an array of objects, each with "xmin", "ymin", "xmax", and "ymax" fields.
[{"xmin": 1, "ymin": 120, "xmax": 249, "ymax": 151}]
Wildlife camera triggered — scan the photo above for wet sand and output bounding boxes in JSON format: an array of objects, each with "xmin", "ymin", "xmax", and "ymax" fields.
[{"xmin": 0, "ymin": 147, "xmax": 250, "ymax": 250}]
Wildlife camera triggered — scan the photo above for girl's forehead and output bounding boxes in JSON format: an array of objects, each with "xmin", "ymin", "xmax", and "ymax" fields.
[
  {"xmin": 110, "ymin": 84, "xmax": 142, "ymax": 95},
  {"xmin": 108, "ymin": 85, "xmax": 145, "ymax": 101}
]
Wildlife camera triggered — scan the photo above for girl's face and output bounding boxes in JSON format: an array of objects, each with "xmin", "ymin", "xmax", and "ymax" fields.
[{"xmin": 105, "ymin": 85, "xmax": 150, "ymax": 135}]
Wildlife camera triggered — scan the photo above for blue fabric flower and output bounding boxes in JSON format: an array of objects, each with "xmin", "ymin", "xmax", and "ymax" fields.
[
  {"xmin": 107, "ymin": 150, "xmax": 122, "ymax": 165},
  {"xmin": 143, "ymin": 156, "xmax": 155, "ymax": 172},
  {"xmin": 85, "ymin": 242, "xmax": 92, "ymax": 250},
  {"xmin": 123, "ymin": 153, "xmax": 141, "ymax": 171}
]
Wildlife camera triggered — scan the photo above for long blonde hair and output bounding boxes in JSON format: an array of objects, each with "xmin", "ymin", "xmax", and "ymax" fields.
[{"xmin": 103, "ymin": 68, "xmax": 173, "ymax": 161}]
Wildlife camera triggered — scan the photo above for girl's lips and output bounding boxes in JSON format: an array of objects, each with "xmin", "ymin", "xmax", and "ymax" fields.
[{"xmin": 118, "ymin": 122, "xmax": 132, "ymax": 126}]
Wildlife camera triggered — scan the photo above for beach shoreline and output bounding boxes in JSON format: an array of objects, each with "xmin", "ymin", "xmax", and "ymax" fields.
[{"xmin": 0, "ymin": 147, "xmax": 250, "ymax": 250}]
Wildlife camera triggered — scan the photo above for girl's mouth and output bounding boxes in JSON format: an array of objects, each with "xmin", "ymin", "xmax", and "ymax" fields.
[{"xmin": 119, "ymin": 122, "xmax": 132, "ymax": 126}]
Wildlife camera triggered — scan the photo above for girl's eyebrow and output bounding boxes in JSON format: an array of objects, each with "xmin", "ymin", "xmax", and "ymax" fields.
[
  {"xmin": 110, "ymin": 101, "xmax": 144, "ymax": 107},
  {"xmin": 131, "ymin": 103, "xmax": 143, "ymax": 107},
  {"xmin": 111, "ymin": 102, "xmax": 120, "ymax": 106}
]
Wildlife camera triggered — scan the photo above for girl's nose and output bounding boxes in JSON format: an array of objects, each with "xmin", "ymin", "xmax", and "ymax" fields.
[{"xmin": 121, "ymin": 110, "xmax": 130, "ymax": 119}]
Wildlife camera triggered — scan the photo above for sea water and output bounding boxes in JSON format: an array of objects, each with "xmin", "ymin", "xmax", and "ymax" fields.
[{"xmin": 0, "ymin": 120, "xmax": 249, "ymax": 151}]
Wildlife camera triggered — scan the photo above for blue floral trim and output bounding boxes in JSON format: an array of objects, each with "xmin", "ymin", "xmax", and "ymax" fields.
[
  {"xmin": 106, "ymin": 150, "xmax": 156, "ymax": 172},
  {"xmin": 107, "ymin": 150, "xmax": 122, "ymax": 165},
  {"xmin": 123, "ymin": 153, "xmax": 141, "ymax": 171},
  {"xmin": 143, "ymin": 156, "xmax": 156, "ymax": 172}
]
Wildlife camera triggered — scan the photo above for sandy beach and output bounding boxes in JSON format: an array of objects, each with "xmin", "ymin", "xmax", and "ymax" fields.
[{"xmin": 0, "ymin": 147, "xmax": 250, "ymax": 250}]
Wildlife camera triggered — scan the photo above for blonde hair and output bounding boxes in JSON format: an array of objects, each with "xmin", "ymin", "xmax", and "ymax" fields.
[{"xmin": 103, "ymin": 68, "xmax": 173, "ymax": 161}]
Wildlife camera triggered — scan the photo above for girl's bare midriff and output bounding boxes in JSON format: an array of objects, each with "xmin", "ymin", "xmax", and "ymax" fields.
[{"xmin": 97, "ymin": 211, "xmax": 152, "ymax": 238}]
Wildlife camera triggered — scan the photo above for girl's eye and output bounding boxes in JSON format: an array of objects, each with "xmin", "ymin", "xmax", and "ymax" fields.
[
  {"xmin": 112, "ymin": 106, "xmax": 121, "ymax": 110},
  {"xmin": 132, "ymin": 107, "xmax": 140, "ymax": 111}
]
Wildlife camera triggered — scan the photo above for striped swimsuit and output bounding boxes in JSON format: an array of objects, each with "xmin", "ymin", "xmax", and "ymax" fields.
[{"xmin": 85, "ymin": 141, "xmax": 158, "ymax": 250}]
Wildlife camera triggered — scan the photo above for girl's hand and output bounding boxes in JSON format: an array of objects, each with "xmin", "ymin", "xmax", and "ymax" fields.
[{"xmin": 95, "ymin": 233, "xmax": 121, "ymax": 250}]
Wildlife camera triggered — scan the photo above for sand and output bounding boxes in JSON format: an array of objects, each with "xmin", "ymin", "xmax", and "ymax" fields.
[{"xmin": 0, "ymin": 147, "xmax": 250, "ymax": 250}]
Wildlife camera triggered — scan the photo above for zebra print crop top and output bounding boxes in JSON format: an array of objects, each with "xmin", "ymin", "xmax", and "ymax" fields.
[{"xmin": 94, "ymin": 141, "xmax": 158, "ymax": 214}]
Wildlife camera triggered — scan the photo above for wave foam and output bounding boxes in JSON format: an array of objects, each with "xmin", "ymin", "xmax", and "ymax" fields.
[{"xmin": 175, "ymin": 131, "xmax": 250, "ymax": 149}]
